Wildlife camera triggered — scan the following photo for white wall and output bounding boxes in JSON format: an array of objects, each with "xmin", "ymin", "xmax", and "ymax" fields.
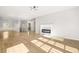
[
  {"xmin": 35, "ymin": 7, "xmax": 79, "ymax": 40},
  {"xmin": 0, "ymin": 17, "xmax": 20, "ymax": 32},
  {"xmin": 20, "ymin": 20, "xmax": 27, "ymax": 32}
]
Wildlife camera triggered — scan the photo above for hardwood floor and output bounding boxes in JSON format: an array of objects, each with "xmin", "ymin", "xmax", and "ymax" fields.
[{"xmin": 0, "ymin": 31, "xmax": 79, "ymax": 53}]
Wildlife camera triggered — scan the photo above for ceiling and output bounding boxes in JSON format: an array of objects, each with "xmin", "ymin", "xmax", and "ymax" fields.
[{"xmin": 0, "ymin": 6, "xmax": 76, "ymax": 20}]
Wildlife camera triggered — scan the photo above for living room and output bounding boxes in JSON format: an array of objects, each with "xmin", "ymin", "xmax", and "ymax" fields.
[{"xmin": 0, "ymin": 6, "xmax": 79, "ymax": 53}]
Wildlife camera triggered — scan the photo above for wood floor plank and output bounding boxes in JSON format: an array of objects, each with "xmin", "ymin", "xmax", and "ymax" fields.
[{"xmin": 0, "ymin": 31, "xmax": 79, "ymax": 53}]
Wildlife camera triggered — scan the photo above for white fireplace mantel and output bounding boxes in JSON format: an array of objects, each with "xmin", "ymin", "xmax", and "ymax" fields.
[{"xmin": 40, "ymin": 24, "xmax": 53, "ymax": 38}]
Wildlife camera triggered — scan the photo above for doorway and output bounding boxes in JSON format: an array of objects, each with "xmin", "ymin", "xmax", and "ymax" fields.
[
  {"xmin": 28, "ymin": 23, "xmax": 31, "ymax": 32},
  {"xmin": 27, "ymin": 19, "xmax": 36, "ymax": 32}
]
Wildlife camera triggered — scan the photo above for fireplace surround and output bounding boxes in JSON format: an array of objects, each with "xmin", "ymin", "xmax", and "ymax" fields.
[{"xmin": 40, "ymin": 24, "xmax": 53, "ymax": 38}]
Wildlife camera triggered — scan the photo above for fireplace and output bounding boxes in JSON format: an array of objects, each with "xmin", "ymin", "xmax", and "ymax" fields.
[
  {"xmin": 42, "ymin": 29, "xmax": 51, "ymax": 33},
  {"xmin": 40, "ymin": 24, "xmax": 53, "ymax": 38}
]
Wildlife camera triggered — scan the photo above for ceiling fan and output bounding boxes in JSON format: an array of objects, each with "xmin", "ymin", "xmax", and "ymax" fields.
[{"xmin": 30, "ymin": 6, "xmax": 38, "ymax": 11}]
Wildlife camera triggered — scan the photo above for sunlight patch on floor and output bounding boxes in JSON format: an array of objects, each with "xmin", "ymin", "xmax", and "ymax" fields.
[
  {"xmin": 31, "ymin": 40, "xmax": 38, "ymax": 43},
  {"xmin": 7, "ymin": 43, "xmax": 29, "ymax": 53},
  {"xmin": 3, "ymin": 31, "xmax": 9, "ymax": 39},
  {"xmin": 34, "ymin": 41, "xmax": 44, "ymax": 47},
  {"xmin": 55, "ymin": 42, "xmax": 64, "ymax": 49},
  {"xmin": 31, "ymin": 38, "xmax": 79, "ymax": 53},
  {"xmin": 47, "ymin": 40, "xmax": 55, "ymax": 45},
  {"xmin": 49, "ymin": 48, "xmax": 63, "ymax": 53},
  {"xmin": 31, "ymin": 40, "xmax": 44, "ymax": 47},
  {"xmin": 38, "ymin": 37, "xmax": 49, "ymax": 42},
  {"xmin": 40, "ymin": 44, "xmax": 52, "ymax": 52},
  {"xmin": 65, "ymin": 45, "xmax": 78, "ymax": 53},
  {"xmin": 38, "ymin": 37, "xmax": 44, "ymax": 40}
]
